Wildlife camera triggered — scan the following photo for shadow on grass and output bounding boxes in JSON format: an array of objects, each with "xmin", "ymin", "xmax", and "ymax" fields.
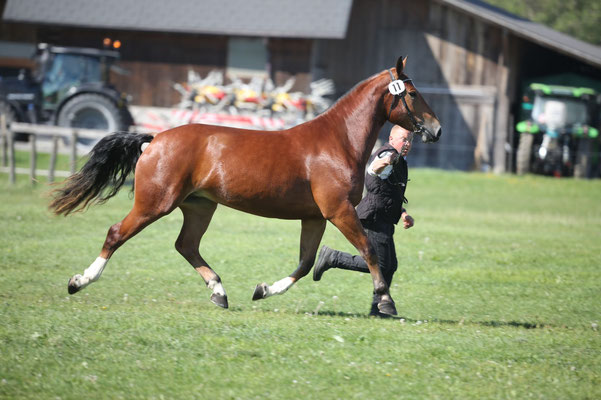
[
  {"xmin": 313, "ymin": 310, "xmax": 546, "ymax": 329},
  {"xmin": 430, "ymin": 318, "xmax": 545, "ymax": 330}
]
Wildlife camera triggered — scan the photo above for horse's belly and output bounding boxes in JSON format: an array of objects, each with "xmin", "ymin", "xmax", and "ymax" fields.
[
  {"xmin": 193, "ymin": 188, "xmax": 323, "ymax": 220},
  {"xmin": 229, "ymin": 200, "xmax": 323, "ymax": 219}
]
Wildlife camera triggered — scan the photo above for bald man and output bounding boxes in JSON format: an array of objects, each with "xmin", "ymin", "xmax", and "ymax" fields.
[{"xmin": 313, "ymin": 125, "xmax": 415, "ymax": 317}]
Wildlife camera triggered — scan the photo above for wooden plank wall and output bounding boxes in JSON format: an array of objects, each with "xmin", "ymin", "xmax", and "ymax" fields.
[
  {"xmin": 312, "ymin": 0, "xmax": 521, "ymax": 172},
  {"xmin": 113, "ymin": 37, "xmax": 314, "ymax": 107},
  {"xmin": 268, "ymin": 39, "xmax": 314, "ymax": 93},
  {"xmin": 34, "ymin": 28, "xmax": 230, "ymax": 107},
  {"xmin": 34, "ymin": 28, "xmax": 314, "ymax": 107},
  {"xmin": 111, "ymin": 62, "xmax": 224, "ymax": 107},
  {"xmin": 108, "ymin": 32, "xmax": 229, "ymax": 107}
]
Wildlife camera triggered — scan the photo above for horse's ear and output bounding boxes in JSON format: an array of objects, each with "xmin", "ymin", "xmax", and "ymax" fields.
[{"xmin": 396, "ymin": 56, "xmax": 407, "ymax": 75}]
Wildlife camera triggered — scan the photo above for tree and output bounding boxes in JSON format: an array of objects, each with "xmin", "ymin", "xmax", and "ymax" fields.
[{"xmin": 483, "ymin": 0, "xmax": 601, "ymax": 45}]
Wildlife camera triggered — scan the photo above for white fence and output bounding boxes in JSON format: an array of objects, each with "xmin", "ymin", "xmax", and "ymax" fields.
[{"xmin": 0, "ymin": 116, "xmax": 110, "ymax": 184}]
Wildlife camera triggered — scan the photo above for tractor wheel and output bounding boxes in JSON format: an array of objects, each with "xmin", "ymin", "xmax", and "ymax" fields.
[
  {"xmin": 573, "ymin": 138, "xmax": 592, "ymax": 178},
  {"xmin": 516, "ymin": 133, "xmax": 534, "ymax": 175},
  {"xmin": 57, "ymin": 94, "xmax": 128, "ymax": 143},
  {"xmin": 0, "ymin": 100, "xmax": 27, "ymax": 141}
]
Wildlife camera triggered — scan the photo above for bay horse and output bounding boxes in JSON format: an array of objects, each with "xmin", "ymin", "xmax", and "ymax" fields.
[{"xmin": 50, "ymin": 56, "xmax": 441, "ymax": 316}]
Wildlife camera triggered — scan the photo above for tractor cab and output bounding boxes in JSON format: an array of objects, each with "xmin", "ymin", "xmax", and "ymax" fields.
[
  {"xmin": 515, "ymin": 83, "xmax": 600, "ymax": 178},
  {"xmin": 33, "ymin": 44, "xmax": 121, "ymax": 122},
  {"xmin": 0, "ymin": 43, "xmax": 132, "ymax": 137}
]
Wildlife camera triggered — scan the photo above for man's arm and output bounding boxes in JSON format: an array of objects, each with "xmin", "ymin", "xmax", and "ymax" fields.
[{"xmin": 367, "ymin": 150, "xmax": 398, "ymax": 178}]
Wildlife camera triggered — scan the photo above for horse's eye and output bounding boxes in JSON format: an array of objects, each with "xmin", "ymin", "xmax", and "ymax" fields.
[{"xmin": 409, "ymin": 92, "xmax": 417, "ymax": 98}]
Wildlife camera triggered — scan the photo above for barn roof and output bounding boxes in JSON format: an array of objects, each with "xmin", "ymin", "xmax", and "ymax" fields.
[
  {"xmin": 3, "ymin": 0, "xmax": 600, "ymax": 68},
  {"xmin": 437, "ymin": 0, "xmax": 601, "ymax": 68},
  {"xmin": 2, "ymin": 0, "xmax": 353, "ymax": 39}
]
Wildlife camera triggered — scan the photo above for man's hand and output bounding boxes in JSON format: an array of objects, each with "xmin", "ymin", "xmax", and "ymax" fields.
[
  {"xmin": 370, "ymin": 153, "xmax": 396, "ymax": 174},
  {"xmin": 401, "ymin": 212, "xmax": 414, "ymax": 229}
]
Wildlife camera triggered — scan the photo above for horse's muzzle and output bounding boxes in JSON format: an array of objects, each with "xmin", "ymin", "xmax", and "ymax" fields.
[
  {"xmin": 422, "ymin": 126, "xmax": 442, "ymax": 143},
  {"xmin": 433, "ymin": 127, "xmax": 442, "ymax": 142}
]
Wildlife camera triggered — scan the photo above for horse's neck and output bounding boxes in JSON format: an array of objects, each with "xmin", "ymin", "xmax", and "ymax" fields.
[{"xmin": 317, "ymin": 72, "xmax": 388, "ymax": 166}]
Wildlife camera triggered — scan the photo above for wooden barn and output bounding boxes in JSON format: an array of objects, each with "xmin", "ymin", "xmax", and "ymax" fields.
[{"xmin": 2, "ymin": 0, "xmax": 601, "ymax": 172}]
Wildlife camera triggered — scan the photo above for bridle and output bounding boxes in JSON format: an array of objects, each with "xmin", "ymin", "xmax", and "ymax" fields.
[{"xmin": 387, "ymin": 69, "xmax": 427, "ymax": 135}]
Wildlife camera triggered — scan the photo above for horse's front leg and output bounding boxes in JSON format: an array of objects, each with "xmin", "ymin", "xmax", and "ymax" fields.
[
  {"xmin": 252, "ymin": 218, "xmax": 326, "ymax": 301},
  {"xmin": 328, "ymin": 203, "xmax": 397, "ymax": 316}
]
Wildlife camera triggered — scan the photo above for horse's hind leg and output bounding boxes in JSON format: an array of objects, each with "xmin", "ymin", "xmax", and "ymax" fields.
[
  {"xmin": 67, "ymin": 183, "xmax": 182, "ymax": 294},
  {"xmin": 67, "ymin": 204, "xmax": 170, "ymax": 294},
  {"xmin": 175, "ymin": 197, "xmax": 227, "ymax": 308},
  {"xmin": 253, "ymin": 218, "xmax": 326, "ymax": 301}
]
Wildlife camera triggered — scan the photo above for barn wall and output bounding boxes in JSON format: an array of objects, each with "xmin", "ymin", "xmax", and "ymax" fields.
[
  {"xmin": 0, "ymin": 21, "xmax": 35, "ymax": 71},
  {"xmin": 113, "ymin": 33, "xmax": 229, "ymax": 107},
  {"xmin": 33, "ymin": 27, "xmax": 315, "ymax": 107},
  {"xmin": 312, "ymin": 0, "xmax": 521, "ymax": 172},
  {"xmin": 268, "ymin": 38, "xmax": 313, "ymax": 93},
  {"xmin": 34, "ymin": 27, "xmax": 228, "ymax": 106}
]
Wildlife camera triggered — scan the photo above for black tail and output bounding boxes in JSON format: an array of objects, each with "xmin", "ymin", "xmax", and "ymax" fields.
[{"xmin": 50, "ymin": 132, "xmax": 154, "ymax": 216}]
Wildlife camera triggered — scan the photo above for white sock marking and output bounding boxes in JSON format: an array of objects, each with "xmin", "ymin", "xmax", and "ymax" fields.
[
  {"xmin": 83, "ymin": 257, "xmax": 108, "ymax": 282},
  {"xmin": 207, "ymin": 280, "xmax": 226, "ymax": 296},
  {"xmin": 266, "ymin": 277, "xmax": 294, "ymax": 297},
  {"xmin": 72, "ymin": 257, "xmax": 108, "ymax": 290}
]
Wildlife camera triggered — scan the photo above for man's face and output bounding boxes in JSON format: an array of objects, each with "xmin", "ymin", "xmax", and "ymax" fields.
[{"xmin": 389, "ymin": 127, "xmax": 413, "ymax": 157}]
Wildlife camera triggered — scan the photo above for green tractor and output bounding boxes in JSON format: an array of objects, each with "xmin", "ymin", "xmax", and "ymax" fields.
[
  {"xmin": 515, "ymin": 83, "xmax": 600, "ymax": 178},
  {"xmin": 0, "ymin": 43, "xmax": 133, "ymax": 142}
]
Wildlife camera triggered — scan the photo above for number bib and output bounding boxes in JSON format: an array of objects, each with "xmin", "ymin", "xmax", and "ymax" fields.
[{"xmin": 388, "ymin": 80, "xmax": 406, "ymax": 96}]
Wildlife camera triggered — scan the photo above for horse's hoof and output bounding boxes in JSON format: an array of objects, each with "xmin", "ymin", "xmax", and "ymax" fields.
[
  {"xmin": 252, "ymin": 283, "xmax": 268, "ymax": 301},
  {"xmin": 377, "ymin": 299, "xmax": 397, "ymax": 316},
  {"xmin": 67, "ymin": 276, "xmax": 81, "ymax": 295},
  {"xmin": 210, "ymin": 293, "xmax": 229, "ymax": 309}
]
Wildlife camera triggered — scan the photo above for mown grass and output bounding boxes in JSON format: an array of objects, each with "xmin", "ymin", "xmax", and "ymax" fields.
[{"xmin": 1, "ymin": 169, "xmax": 600, "ymax": 399}]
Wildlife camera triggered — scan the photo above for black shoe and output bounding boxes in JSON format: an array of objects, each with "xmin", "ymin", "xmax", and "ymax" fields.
[
  {"xmin": 369, "ymin": 303, "xmax": 391, "ymax": 318},
  {"xmin": 377, "ymin": 298, "xmax": 397, "ymax": 316},
  {"xmin": 313, "ymin": 245, "xmax": 334, "ymax": 281}
]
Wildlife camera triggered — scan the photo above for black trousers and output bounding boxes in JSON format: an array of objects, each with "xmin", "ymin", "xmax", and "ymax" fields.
[{"xmin": 329, "ymin": 220, "xmax": 397, "ymax": 308}]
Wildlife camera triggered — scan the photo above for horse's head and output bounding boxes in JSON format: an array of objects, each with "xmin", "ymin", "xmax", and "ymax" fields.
[{"xmin": 384, "ymin": 56, "xmax": 442, "ymax": 143}]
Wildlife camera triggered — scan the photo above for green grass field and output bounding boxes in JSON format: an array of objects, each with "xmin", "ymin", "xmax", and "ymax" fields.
[{"xmin": 1, "ymin": 168, "xmax": 600, "ymax": 399}]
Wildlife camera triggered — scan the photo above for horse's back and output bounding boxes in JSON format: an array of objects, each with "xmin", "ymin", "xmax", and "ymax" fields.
[{"xmin": 140, "ymin": 123, "xmax": 325, "ymax": 219}]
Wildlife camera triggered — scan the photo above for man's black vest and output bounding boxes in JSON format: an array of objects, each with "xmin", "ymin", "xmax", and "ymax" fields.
[{"xmin": 356, "ymin": 143, "xmax": 408, "ymax": 225}]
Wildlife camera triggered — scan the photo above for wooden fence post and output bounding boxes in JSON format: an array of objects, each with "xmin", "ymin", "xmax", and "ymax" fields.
[
  {"xmin": 2, "ymin": 123, "xmax": 105, "ymax": 183},
  {"xmin": 29, "ymin": 133, "xmax": 37, "ymax": 184},
  {"xmin": 7, "ymin": 119, "xmax": 15, "ymax": 184},
  {"xmin": 70, "ymin": 130, "xmax": 78, "ymax": 175},
  {"xmin": 49, "ymin": 136, "xmax": 59, "ymax": 183},
  {"xmin": 1, "ymin": 115, "xmax": 6, "ymax": 167}
]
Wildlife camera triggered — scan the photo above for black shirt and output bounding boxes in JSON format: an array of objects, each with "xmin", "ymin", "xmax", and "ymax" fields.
[{"xmin": 355, "ymin": 143, "xmax": 408, "ymax": 225}]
